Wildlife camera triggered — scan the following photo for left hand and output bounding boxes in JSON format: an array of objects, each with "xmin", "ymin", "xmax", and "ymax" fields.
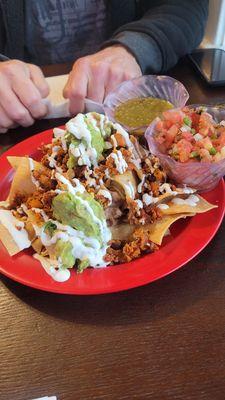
[{"xmin": 63, "ymin": 45, "xmax": 142, "ymax": 115}]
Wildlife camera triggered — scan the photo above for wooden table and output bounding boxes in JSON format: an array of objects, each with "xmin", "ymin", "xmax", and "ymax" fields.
[{"xmin": 1, "ymin": 58, "xmax": 225, "ymax": 400}]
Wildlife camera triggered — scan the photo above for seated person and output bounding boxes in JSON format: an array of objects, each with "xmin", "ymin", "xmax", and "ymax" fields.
[{"xmin": 0, "ymin": 0, "xmax": 208, "ymax": 132}]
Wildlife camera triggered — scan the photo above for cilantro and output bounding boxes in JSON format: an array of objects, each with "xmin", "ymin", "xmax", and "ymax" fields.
[
  {"xmin": 190, "ymin": 151, "xmax": 199, "ymax": 159},
  {"xmin": 183, "ymin": 116, "xmax": 192, "ymax": 127},
  {"xmin": 209, "ymin": 147, "xmax": 217, "ymax": 155},
  {"xmin": 44, "ymin": 221, "xmax": 57, "ymax": 237}
]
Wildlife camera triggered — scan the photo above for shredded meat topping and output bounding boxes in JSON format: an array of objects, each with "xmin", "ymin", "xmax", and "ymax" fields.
[{"xmin": 105, "ymin": 228, "xmax": 158, "ymax": 264}]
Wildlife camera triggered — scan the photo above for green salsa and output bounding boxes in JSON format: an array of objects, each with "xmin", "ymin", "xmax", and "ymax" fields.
[{"xmin": 114, "ymin": 97, "xmax": 173, "ymax": 130}]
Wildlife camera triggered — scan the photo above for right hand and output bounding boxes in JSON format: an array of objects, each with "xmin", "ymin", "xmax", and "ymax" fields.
[{"xmin": 0, "ymin": 60, "xmax": 49, "ymax": 133}]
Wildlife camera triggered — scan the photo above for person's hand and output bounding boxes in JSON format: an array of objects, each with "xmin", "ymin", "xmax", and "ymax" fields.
[
  {"xmin": 0, "ymin": 60, "xmax": 49, "ymax": 133},
  {"xmin": 63, "ymin": 45, "xmax": 142, "ymax": 115}
]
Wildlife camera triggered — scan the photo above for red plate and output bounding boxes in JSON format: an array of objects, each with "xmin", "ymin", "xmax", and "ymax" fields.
[{"xmin": 0, "ymin": 129, "xmax": 224, "ymax": 294}]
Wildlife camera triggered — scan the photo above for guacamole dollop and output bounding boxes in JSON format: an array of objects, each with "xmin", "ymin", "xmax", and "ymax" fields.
[
  {"xmin": 65, "ymin": 113, "xmax": 112, "ymax": 168},
  {"xmin": 52, "ymin": 191, "xmax": 105, "ymax": 243}
]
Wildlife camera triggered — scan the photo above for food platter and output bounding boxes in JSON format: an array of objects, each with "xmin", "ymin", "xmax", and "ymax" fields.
[{"xmin": 0, "ymin": 128, "xmax": 224, "ymax": 295}]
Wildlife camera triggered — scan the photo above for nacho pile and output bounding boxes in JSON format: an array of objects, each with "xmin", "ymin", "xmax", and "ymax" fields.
[{"xmin": 0, "ymin": 112, "xmax": 216, "ymax": 282}]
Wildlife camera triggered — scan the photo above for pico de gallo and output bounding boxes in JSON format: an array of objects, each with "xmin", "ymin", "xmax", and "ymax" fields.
[{"xmin": 154, "ymin": 107, "xmax": 225, "ymax": 163}]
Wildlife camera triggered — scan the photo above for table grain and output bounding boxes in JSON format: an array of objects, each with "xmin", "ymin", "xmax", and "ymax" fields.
[{"xmin": 0, "ymin": 57, "xmax": 225, "ymax": 400}]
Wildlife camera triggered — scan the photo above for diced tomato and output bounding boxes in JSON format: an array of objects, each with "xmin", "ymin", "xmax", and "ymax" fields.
[
  {"xmin": 198, "ymin": 114, "xmax": 215, "ymax": 137},
  {"xmin": 214, "ymin": 131, "xmax": 225, "ymax": 150},
  {"xmin": 164, "ymin": 120, "xmax": 173, "ymax": 129},
  {"xmin": 190, "ymin": 112, "xmax": 200, "ymax": 130},
  {"xmin": 181, "ymin": 131, "xmax": 193, "ymax": 142},
  {"xmin": 155, "ymin": 120, "xmax": 164, "ymax": 130},
  {"xmin": 163, "ymin": 110, "xmax": 183, "ymax": 124},
  {"xmin": 199, "ymin": 148, "xmax": 212, "ymax": 162},
  {"xmin": 214, "ymin": 152, "xmax": 223, "ymax": 162},
  {"xmin": 165, "ymin": 124, "xmax": 179, "ymax": 146},
  {"xmin": 201, "ymin": 137, "xmax": 213, "ymax": 150},
  {"xmin": 176, "ymin": 139, "xmax": 193, "ymax": 162}
]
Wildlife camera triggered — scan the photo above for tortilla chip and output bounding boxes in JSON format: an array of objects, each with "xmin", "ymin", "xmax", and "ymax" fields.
[
  {"xmin": 155, "ymin": 192, "xmax": 179, "ymax": 205},
  {"xmin": 7, "ymin": 157, "xmax": 48, "ymax": 205},
  {"xmin": 7, "ymin": 158, "xmax": 36, "ymax": 203},
  {"xmin": 25, "ymin": 221, "xmax": 37, "ymax": 241},
  {"xmin": 110, "ymin": 170, "xmax": 138, "ymax": 200},
  {"xmin": 143, "ymin": 214, "xmax": 195, "ymax": 245},
  {"xmin": 148, "ymin": 187, "xmax": 197, "ymax": 207},
  {"xmin": 7, "ymin": 156, "xmax": 44, "ymax": 172},
  {"xmin": 111, "ymin": 213, "xmax": 194, "ymax": 245},
  {"xmin": 7, "ymin": 156, "xmax": 24, "ymax": 170},
  {"xmin": 24, "ymin": 209, "xmax": 46, "ymax": 251},
  {"xmin": 33, "ymin": 253, "xmax": 71, "ymax": 282},
  {"xmin": 0, "ymin": 200, "xmax": 10, "ymax": 209},
  {"xmin": 0, "ymin": 210, "xmax": 31, "ymax": 255},
  {"xmin": 159, "ymin": 195, "xmax": 217, "ymax": 216},
  {"xmin": 31, "ymin": 237, "xmax": 43, "ymax": 254}
]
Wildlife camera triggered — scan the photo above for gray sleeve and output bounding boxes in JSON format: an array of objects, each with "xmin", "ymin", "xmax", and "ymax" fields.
[
  {"xmin": 102, "ymin": 0, "xmax": 208, "ymax": 74},
  {"xmin": 0, "ymin": 54, "xmax": 10, "ymax": 61},
  {"xmin": 103, "ymin": 31, "xmax": 162, "ymax": 73}
]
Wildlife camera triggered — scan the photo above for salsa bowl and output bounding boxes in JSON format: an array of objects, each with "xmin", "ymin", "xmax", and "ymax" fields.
[
  {"xmin": 145, "ymin": 105, "xmax": 225, "ymax": 192},
  {"xmin": 103, "ymin": 75, "xmax": 189, "ymax": 135}
]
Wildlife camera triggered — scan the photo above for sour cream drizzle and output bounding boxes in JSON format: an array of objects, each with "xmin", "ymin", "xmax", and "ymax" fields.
[
  {"xmin": 33, "ymin": 253, "xmax": 70, "ymax": 282},
  {"xmin": 181, "ymin": 186, "xmax": 195, "ymax": 194},
  {"xmin": 28, "ymin": 158, "xmax": 40, "ymax": 188},
  {"xmin": 114, "ymin": 123, "xmax": 134, "ymax": 149},
  {"xmin": 98, "ymin": 113, "xmax": 109, "ymax": 136},
  {"xmin": 159, "ymin": 183, "xmax": 178, "ymax": 195},
  {"xmin": 172, "ymin": 195, "xmax": 199, "ymax": 207},
  {"xmin": 55, "ymin": 172, "xmax": 85, "ymax": 194},
  {"xmin": 98, "ymin": 189, "xmax": 112, "ymax": 205},
  {"xmin": 110, "ymin": 151, "xmax": 128, "ymax": 174},
  {"xmin": 135, "ymin": 199, "xmax": 143, "ymax": 209},
  {"xmin": 48, "ymin": 146, "xmax": 63, "ymax": 173},
  {"xmin": 111, "ymin": 135, "xmax": 118, "ymax": 148},
  {"xmin": 157, "ymin": 203, "xmax": 169, "ymax": 210},
  {"xmin": 142, "ymin": 193, "xmax": 159, "ymax": 206},
  {"xmin": 123, "ymin": 181, "xmax": 136, "ymax": 199},
  {"xmin": 137, "ymin": 175, "xmax": 146, "ymax": 193}
]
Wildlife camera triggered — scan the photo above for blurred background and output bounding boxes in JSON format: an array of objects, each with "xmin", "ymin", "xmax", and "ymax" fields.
[{"xmin": 201, "ymin": 0, "xmax": 225, "ymax": 50}]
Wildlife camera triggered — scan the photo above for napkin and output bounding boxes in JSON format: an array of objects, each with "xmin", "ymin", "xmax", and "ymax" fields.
[
  {"xmin": 31, "ymin": 397, "xmax": 57, "ymax": 400},
  {"xmin": 44, "ymin": 74, "xmax": 70, "ymax": 118},
  {"xmin": 44, "ymin": 74, "xmax": 104, "ymax": 118}
]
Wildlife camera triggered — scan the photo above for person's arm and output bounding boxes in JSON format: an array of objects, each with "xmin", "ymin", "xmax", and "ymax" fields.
[
  {"xmin": 103, "ymin": 0, "xmax": 209, "ymax": 73},
  {"xmin": 64, "ymin": 0, "xmax": 208, "ymax": 114}
]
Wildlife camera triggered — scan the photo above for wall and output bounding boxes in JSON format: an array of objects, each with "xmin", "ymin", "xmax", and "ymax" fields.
[{"xmin": 201, "ymin": 0, "xmax": 225, "ymax": 49}]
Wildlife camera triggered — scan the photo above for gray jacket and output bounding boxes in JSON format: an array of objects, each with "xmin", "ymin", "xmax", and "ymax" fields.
[{"xmin": 0, "ymin": 0, "xmax": 208, "ymax": 73}]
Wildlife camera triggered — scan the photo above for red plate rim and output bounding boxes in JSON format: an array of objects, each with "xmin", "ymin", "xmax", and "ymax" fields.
[{"xmin": 0, "ymin": 128, "xmax": 224, "ymax": 295}]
